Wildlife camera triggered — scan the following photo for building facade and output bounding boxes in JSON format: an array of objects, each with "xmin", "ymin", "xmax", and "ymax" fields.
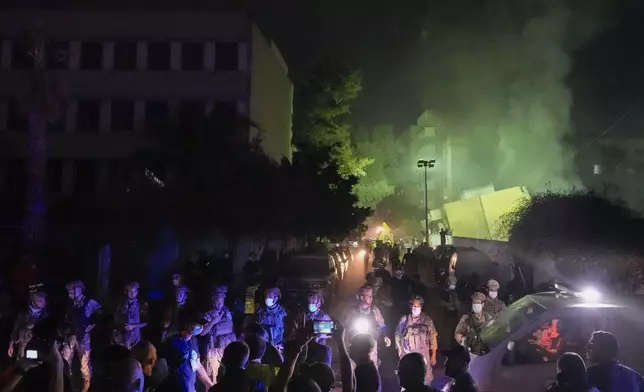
[{"xmin": 0, "ymin": 10, "xmax": 293, "ymax": 196}]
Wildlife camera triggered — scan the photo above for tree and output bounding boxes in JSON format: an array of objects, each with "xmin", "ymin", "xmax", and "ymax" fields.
[
  {"xmin": 293, "ymin": 58, "xmax": 370, "ymax": 178},
  {"xmin": 498, "ymin": 190, "xmax": 644, "ymax": 291}
]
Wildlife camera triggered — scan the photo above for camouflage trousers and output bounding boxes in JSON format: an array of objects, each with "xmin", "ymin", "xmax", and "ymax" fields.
[
  {"xmin": 370, "ymin": 343, "xmax": 379, "ymax": 367},
  {"xmin": 204, "ymin": 347, "xmax": 225, "ymax": 383},
  {"xmin": 70, "ymin": 341, "xmax": 91, "ymax": 392}
]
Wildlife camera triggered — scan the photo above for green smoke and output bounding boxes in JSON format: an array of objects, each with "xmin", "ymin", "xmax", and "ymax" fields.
[{"xmin": 418, "ymin": 0, "xmax": 605, "ymax": 193}]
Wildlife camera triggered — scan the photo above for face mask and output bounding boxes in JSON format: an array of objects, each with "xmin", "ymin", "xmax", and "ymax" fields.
[
  {"xmin": 448, "ymin": 284, "xmax": 456, "ymax": 290},
  {"xmin": 489, "ymin": 291, "xmax": 498, "ymax": 299},
  {"xmin": 472, "ymin": 304, "xmax": 483, "ymax": 313},
  {"xmin": 411, "ymin": 307, "xmax": 421, "ymax": 316},
  {"xmin": 172, "ymin": 279, "xmax": 180, "ymax": 287},
  {"xmin": 308, "ymin": 303, "xmax": 318, "ymax": 313},
  {"xmin": 265, "ymin": 298, "xmax": 275, "ymax": 307},
  {"xmin": 191, "ymin": 325, "xmax": 204, "ymax": 336}
]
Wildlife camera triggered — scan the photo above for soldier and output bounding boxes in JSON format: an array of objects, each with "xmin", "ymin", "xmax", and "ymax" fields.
[
  {"xmin": 255, "ymin": 286, "xmax": 288, "ymax": 351},
  {"xmin": 65, "ymin": 280, "xmax": 101, "ymax": 392},
  {"xmin": 162, "ymin": 285, "xmax": 192, "ymax": 342},
  {"xmin": 395, "ymin": 295, "xmax": 438, "ymax": 384},
  {"xmin": 439, "ymin": 275, "xmax": 461, "ymax": 352},
  {"xmin": 344, "ymin": 284, "xmax": 391, "ymax": 365},
  {"xmin": 454, "ymin": 292, "xmax": 492, "ymax": 354},
  {"xmin": 8, "ymin": 291, "xmax": 49, "ymax": 359},
  {"xmin": 200, "ymin": 285, "xmax": 236, "ymax": 384},
  {"xmin": 113, "ymin": 281, "xmax": 149, "ymax": 349},
  {"xmin": 483, "ymin": 279, "xmax": 506, "ymax": 318}
]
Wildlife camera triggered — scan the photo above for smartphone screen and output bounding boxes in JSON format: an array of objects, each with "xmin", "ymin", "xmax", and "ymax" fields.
[
  {"xmin": 313, "ymin": 320, "xmax": 334, "ymax": 334},
  {"xmin": 26, "ymin": 350, "xmax": 38, "ymax": 359}
]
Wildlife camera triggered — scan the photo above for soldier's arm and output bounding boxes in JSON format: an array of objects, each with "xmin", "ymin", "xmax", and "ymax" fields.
[
  {"xmin": 428, "ymin": 318, "xmax": 439, "ymax": 351},
  {"xmin": 394, "ymin": 316, "xmax": 406, "ymax": 353},
  {"xmin": 213, "ymin": 309, "xmax": 234, "ymax": 336},
  {"xmin": 374, "ymin": 307, "xmax": 387, "ymax": 333},
  {"xmin": 454, "ymin": 315, "xmax": 468, "ymax": 343}
]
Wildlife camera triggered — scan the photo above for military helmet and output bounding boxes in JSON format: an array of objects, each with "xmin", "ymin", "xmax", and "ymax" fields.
[
  {"xmin": 213, "ymin": 285, "xmax": 228, "ymax": 298},
  {"xmin": 487, "ymin": 279, "xmax": 500, "ymax": 291},
  {"xmin": 125, "ymin": 281, "xmax": 139, "ymax": 290},
  {"xmin": 447, "ymin": 275, "xmax": 457, "ymax": 285},
  {"xmin": 308, "ymin": 291, "xmax": 324, "ymax": 304},
  {"xmin": 472, "ymin": 292, "xmax": 487, "ymax": 302},
  {"xmin": 264, "ymin": 286, "xmax": 281, "ymax": 298},
  {"xmin": 409, "ymin": 295, "xmax": 425, "ymax": 307},
  {"xmin": 66, "ymin": 280, "xmax": 85, "ymax": 292},
  {"xmin": 357, "ymin": 284, "xmax": 373, "ymax": 300}
]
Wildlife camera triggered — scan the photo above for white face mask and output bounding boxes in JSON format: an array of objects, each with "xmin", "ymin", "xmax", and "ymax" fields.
[
  {"xmin": 472, "ymin": 304, "xmax": 483, "ymax": 313},
  {"xmin": 489, "ymin": 291, "xmax": 498, "ymax": 299},
  {"xmin": 411, "ymin": 307, "xmax": 421, "ymax": 316},
  {"xmin": 265, "ymin": 298, "xmax": 275, "ymax": 307},
  {"xmin": 308, "ymin": 303, "xmax": 318, "ymax": 313},
  {"xmin": 448, "ymin": 284, "xmax": 456, "ymax": 290}
]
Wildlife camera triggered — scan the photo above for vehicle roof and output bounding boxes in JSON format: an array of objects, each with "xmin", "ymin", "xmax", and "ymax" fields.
[{"xmin": 528, "ymin": 291, "xmax": 629, "ymax": 309}]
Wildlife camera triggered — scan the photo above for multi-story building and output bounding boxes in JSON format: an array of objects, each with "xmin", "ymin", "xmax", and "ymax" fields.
[{"xmin": 0, "ymin": 10, "xmax": 293, "ymax": 196}]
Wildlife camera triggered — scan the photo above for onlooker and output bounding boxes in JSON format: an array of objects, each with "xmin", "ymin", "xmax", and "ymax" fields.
[
  {"xmin": 110, "ymin": 358, "xmax": 145, "ymax": 392},
  {"xmin": 397, "ymin": 353, "xmax": 440, "ymax": 392},
  {"xmin": 131, "ymin": 340, "xmax": 167, "ymax": 392},
  {"xmin": 286, "ymin": 375, "xmax": 321, "ymax": 392},
  {"xmin": 300, "ymin": 363, "xmax": 335, "ymax": 392},
  {"xmin": 349, "ymin": 333, "xmax": 380, "ymax": 392},
  {"xmin": 586, "ymin": 331, "xmax": 644, "ymax": 392},
  {"xmin": 546, "ymin": 352, "xmax": 598, "ymax": 392},
  {"xmin": 244, "ymin": 334, "xmax": 276, "ymax": 388},
  {"xmin": 242, "ymin": 323, "xmax": 283, "ymax": 368},
  {"xmin": 442, "ymin": 345, "xmax": 477, "ymax": 392},
  {"xmin": 209, "ymin": 341, "xmax": 256, "ymax": 392}
]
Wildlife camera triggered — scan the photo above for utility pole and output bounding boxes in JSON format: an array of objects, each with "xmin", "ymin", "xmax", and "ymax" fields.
[{"xmin": 417, "ymin": 159, "xmax": 436, "ymax": 245}]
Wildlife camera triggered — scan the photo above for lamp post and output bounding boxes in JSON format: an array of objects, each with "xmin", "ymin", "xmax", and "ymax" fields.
[{"xmin": 417, "ymin": 159, "xmax": 436, "ymax": 245}]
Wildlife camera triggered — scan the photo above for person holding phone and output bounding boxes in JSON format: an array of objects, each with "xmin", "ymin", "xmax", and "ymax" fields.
[
  {"xmin": 305, "ymin": 292, "xmax": 332, "ymax": 344},
  {"xmin": 8, "ymin": 291, "xmax": 49, "ymax": 359}
]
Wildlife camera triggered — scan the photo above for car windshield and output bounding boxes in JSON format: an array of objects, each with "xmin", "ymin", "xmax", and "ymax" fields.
[
  {"xmin": 480, "ymin": 295, "xmax": 547, "ymax": 349},
  {"xmin": 282, "ymin": 258, "xmax": 330, "ymax": 277}
]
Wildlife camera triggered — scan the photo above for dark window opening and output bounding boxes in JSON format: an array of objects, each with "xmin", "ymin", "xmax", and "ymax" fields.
[
  {"xmin": 73, "ymin": 160, "xmax": 96, "ymax": 194},
  {"xmin": 76, "ymin": 100, "xmax": 101, "ymax": 132},
  {"xmin": 147, "ymin": 42, "xmax": 170, "ymax": 71},
  {"xmin": 177, "ymin": 101, "xmax": 204, "ymax": 130},
  {"xmin": 181, "ymin": 42, "xmax": 204, "ymax": 71},
  {"xmin": 46, "ymin": 159, "xmax": 64, "ymax": 193},
  {"xmin": 46, "ymin": 41, "xmax": 69, "ymax": 70},
  {"xmin": 48, "ymin": 117, "xmax": 66, "ymax": 133},
  {"xmin": 7, "ymin": 100, "xmax": 28, "ymax": 131},
  {"xmin": 211, "ymin": 101, "xmax": 237, "ymax": 132},
  {"xmin": 215, "ymin": 42, "xmax": 238, "ymax": 71},
  {"xmin": 110, "ymin": 100, "xmax": 135, "ymax": 132},
  {"xmin": 113, "ymin": 41, "xmax": 137, "ymax": 70},
  {"xmin": 11, "ymin": 42, "xmax": 35, "ymax": 70},
  {"xmin": 5, "ymin": 159, "xmax": 25, "ymax": 195},
  {"xmin": 145, "ymin": 101, "xmax": 169, "ymax": 132},
  {"xmin": 108, "ymin": 159, "xmax": 131, "ymax": 190},
  {"xmin": 80, "ymin": 42, "xmax": 103, "ymax": 70}
]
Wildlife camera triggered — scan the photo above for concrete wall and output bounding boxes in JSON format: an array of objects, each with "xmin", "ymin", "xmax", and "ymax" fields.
[{"xmin": 249, "ymin": 24, "xmax": 293, "ymax": 162}]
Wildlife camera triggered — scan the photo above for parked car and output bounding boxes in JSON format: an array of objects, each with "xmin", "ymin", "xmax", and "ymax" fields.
[
  {"xmin": 469, "ymin": 285, "xmax": 644, "ymax": 392},
  {"xmin": 279, "ymin": 254, "xmax": 338, "ymax": 310},
  {"xmin": 330, "ymin": 251, "xmax": 346, "ymax": 280}
]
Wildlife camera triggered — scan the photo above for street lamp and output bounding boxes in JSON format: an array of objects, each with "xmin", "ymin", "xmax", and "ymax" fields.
[{"xmin": 417, "ymin": 159, "xmax": 436, "ymax": 245}]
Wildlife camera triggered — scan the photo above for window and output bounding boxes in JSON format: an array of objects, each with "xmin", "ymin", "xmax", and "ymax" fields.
[
  {"xmin": 181, "ymin": 42, "xmax": 204, "ymax": 71},
  {"xmin": 147, "ymin": 42, "xmax": 170, "ymax": 70},
  {"xmin": 145, "ymin": 101, "xmax": 169, "ymax": 131},
  {"xmin": 46, "ymin": 41, "xmax": 69, "ymax": 70},
  {"xmin": 80, "ymin": 42, "xmax": 103, "ymax": 70},
  {"xmin": 110, "ymin": 100, "xmax": 135, "ymax": 132},
  {"xmin": 503, "ymin": 315, "xmax": 611, "ymax": 366},
  {"xmin": 480, "ymin": 295, "xmax": 547, "ymax": 350},
  {"xmin": 76, "ymin": 100, "xmax": 101, "ymax": 132},
  {"xmin": 215, "ymin": 42, "xmax": 238, "ymax": 71},
  {"xmin": 113, "ymin": 41, "xmax": 137, "ymax": 70},
  {"xmin": 211, "ymin": 101, "xmax": 237, "ymax": 132},
  {"xmin": 11, "ymin": 42, "xmax": 34, "ymax": 69},
  {"xmin": 73, "ymin": 160, "xmax": 96, "ymax": 194},
  {"xmin": 46, "ymin": 159, "xmax": 64, "ymax": 193},
  {"xmin": 7, "ymin": 100, "xmax": 28, "ymax": 131},
  {"xmin": 177, "ymin": 101, "xmax": 204, "ymax": 129},
  {"xmin": 108, "ymin": 159, "xmax": 131, "ymax": 189},
  {"xmin": 5, "ymin": 159, "xmax": 25, "ymax": 194},
  {"xmin": 48, "ymin": 117, "xmax": 66, "ymax": 133}
]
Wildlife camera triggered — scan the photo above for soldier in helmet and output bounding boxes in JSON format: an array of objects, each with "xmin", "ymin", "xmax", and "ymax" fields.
[
  {"xmin": 454, "ymin": 292, "xmax": 492, "ymax": 355},
  {"xmin": 306, "ymin": 291, "xmax": 332, "ymax": 342},
  {"xmin": 483, "ymin": 279, "xmax": 506, "ymax": 319},
  {"xmin": 113, "ymin": 281, "xmax": 148, "ymax": 348},
  {"xmin": 255, "ymin": 285, "xmax": 288, "ymax": 351},
  {"xmin": 395, "ymin": 295, "xmax": 438, "ymax": 384},
  {"xmin": 8, "ymin": 291, "xmax": 49, "ymax": 359},
  {"xmin": 200, "ymin": 285, "xmax": 235, "ymax": 384},
  {"xmin": 440, "ymin": 274, "xmax": 461, "ymax": 352},
  {"xmin": 162, "ymin": 285, "xmax": 192, "ymax": 342},
  {"xmin": 344, "ymin": 284, "xmax": 391, "ymax": 365},
  {"xmin": 64, "ymin": 280, "xmax": 101, "ymax": 392}
]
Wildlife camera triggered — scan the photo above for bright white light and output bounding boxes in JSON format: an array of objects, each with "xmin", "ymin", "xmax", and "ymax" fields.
[
  {"xmin": 580, "ymin": 287, "xmax": 601, "ymax": 301},
  {"xmin": 354, "ymin": 318, "xmax": 370, "ymax": 334},
  {"xmin": 376, "ymin": 226, "xmax": 383, "ymax": 233},
  {"xmin": 358, "ymin": 250, "xmax": 366, "ymax": 258}
]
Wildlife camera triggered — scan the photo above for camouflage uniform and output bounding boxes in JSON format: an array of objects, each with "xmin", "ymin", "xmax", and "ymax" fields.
[
  {"xmin": 65, "ymin": 293, "xmax": 100, "ymax": 392},
  {"xmin": 395, "ymin": 312, "xmax": 438, "ymax": 384},
  {"xmin": 113, "ymin": 298, "xmax": 149, "ymax": 348},
  {"xmin": 202, "ymin": 287, "xmax": 236, "ymax": 383},
  {"xmin": 162, "ymin": 286, "xmax": 190, "ymax": 342},
  {"xmin": 256, "ymin": 303, "xmax": 288, "ymax": 347},
  {"xmin": 344, "ymin": 305, "xmax": 387, "ymax": 365},
  {"xmin": 483, "ymin": 279, "xmax": 506, "ymax": 318},
  {"xmin": 10, "ymin": 306, "xmax": 49, "ymax": 359},
  {"xmin": 454, "ymin": 292, "xmax": 492, "ymax": 354}
]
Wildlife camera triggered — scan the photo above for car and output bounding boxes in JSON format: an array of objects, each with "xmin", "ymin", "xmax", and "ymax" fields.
[
  {"xmin": 469, "ymin": 285, "xmax": 644, "ymax": 392},
  {"xmin": 278, "ymin": 254, "xmax": 338, "ymax": 310},
  {"xmin": 330, "ymin": 251, "xmax": 347, "ymax": 279}
]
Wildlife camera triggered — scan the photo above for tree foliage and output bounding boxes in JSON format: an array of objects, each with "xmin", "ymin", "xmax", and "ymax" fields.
[
  {"xmin": 293, "ymin": 57, "xmax": 370, "ymax": 178},
  {"xmin": 500, "ymin": 190, "xmax": 644, "ymax": 287}
]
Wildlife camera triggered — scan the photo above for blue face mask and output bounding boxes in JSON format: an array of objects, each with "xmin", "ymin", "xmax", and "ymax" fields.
[{"xmin": 308, "ymin": 303, "xmax": 318, "ymax": 313}]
